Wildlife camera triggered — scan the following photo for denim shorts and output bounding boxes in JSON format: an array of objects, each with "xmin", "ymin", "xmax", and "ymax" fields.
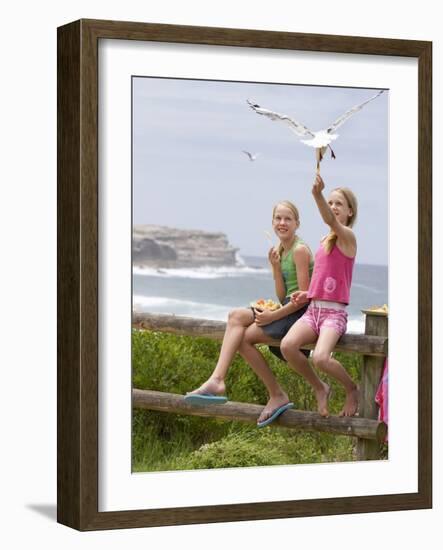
[
  {"xmin": 251, "ymin": 297, "xmax": 310, "ymax": 361},
  {"xmin": 258, "ymin": 301, "xmax": 309, "ymax": 340}
]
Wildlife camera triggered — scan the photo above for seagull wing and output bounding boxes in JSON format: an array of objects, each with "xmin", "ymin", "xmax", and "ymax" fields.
[
  {"xmin": 242, "ymin": 150, "xmax": 253, "ymax": 160},
  {"xmin": 247, "ymin": 99, "xmax": 315, "ymax": 139},
  {"xmin": 326, "ymin": 90, "xmax": 384, "ymax": 134}
]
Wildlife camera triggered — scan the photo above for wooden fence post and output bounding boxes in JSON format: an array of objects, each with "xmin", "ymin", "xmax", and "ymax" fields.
[{"xmin": 356, "ymin": 309, "xmax": 388, "ymax": 460}]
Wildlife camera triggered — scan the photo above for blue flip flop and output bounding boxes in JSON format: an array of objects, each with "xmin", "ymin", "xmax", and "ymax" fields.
[
  {"xmin": 184, "ymin": 393, "xmax": 228, "ymax": 406},
  {"xmin": 257, "ymin": 402, "xmax": 294, "ymax": 428}
]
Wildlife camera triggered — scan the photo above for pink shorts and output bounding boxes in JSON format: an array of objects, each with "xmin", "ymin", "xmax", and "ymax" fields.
[{"xmin": 299, "ymin": 301, "xmax": 348, "ymax": 336}]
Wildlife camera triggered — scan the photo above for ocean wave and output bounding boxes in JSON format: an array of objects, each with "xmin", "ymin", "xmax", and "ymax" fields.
[
  {"xmin": 235, "ymin": 252, "xmax": 246, "ymax": 267},
  {"xmin": 133, "ymin": 264, "xmax": 269, "ymax": 279},
  {"xmin": 133, "ymin": 295, "xmax": 232, "ymax": 320}
]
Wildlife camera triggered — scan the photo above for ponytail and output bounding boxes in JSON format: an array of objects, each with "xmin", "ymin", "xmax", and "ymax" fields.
[
  {"xmin": 323, "ymin": 232, "xmax": 337, "ymax": 254},
  {"xmin": 323, "ymin": 187, "xmax": 358, "ymax": 254}
]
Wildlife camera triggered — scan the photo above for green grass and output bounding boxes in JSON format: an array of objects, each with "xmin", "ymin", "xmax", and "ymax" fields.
[{"xmin": 132, "ymin": 330, "xmax": 381, "ymax": 472}]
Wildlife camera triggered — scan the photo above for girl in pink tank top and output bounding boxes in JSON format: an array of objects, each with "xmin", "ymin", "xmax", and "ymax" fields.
[{"xmin": 279, "ymin": 174, "xmax": 360, "ymax": 418}]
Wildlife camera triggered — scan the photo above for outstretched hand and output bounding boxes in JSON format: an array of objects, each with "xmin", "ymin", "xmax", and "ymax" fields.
[
  {"xmin": 290, "ymin": 290, "xmax": 309, "ymax": 306},
  {"xmin": 312, "ymin": 173, "xmax": 325, "ymax": 196}
]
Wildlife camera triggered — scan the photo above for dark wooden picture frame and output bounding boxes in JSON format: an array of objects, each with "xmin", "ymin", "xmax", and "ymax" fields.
[{"xmin": 57, "ymin": 18, "xmax": 432, "ymax": 531}]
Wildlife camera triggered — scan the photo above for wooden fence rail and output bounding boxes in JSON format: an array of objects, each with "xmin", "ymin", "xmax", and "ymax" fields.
[
  {"xmin": 133, "ymin": 389, "xmax": 387, "ymax": 442},
  {"xmin": 132, "ymin": 313, "xmax": 388, "ymax": 357}
]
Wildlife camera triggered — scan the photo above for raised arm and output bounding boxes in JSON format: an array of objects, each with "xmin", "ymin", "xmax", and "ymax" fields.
[{"xmin": 312, "ymin": 174, "xmax": 356, "ymax": 257}]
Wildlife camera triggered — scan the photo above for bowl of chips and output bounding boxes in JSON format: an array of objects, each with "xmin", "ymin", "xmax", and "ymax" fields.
[{"xmin": 250, "ymin": 298, "xmax": 281, "ymax": 311}]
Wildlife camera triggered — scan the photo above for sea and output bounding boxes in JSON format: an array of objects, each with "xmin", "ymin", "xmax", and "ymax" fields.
[{"xmin": 133, "ymin": 255, "xmax": 388, "ymax": 334}]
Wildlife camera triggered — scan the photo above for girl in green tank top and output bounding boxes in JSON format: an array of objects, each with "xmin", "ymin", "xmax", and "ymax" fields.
[
  {"xmin": 280, "ymin": 238, "xmax": 314, "ymax": 297},
  {"xmin": 186, "ymin": 201, "xmax": 313, "ymax": 427}
]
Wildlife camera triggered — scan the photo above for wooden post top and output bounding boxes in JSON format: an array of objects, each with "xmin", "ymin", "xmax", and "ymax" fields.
[{"xmin": 362, "ymin": 307, "xmax": 388, "ymax": 338}]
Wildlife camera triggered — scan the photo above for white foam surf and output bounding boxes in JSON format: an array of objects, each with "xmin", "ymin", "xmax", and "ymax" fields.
[
  {"xmin": 133, "ymin": 295, "xmax": 232, "ymax": 321},
  {"xmin": 133, "ymin": 264, "xmax": 269, "ymax": 279}
]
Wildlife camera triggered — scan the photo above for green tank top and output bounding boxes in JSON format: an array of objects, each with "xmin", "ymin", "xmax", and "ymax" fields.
[{"xmin": 281, "ymin": 238, "xmax": 314, "ymax": 298}]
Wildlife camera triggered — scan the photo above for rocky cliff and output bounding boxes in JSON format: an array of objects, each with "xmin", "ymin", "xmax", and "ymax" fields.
[{"xmin": 133, "ymin": 225, "xmax": 239, "ymax": 268}]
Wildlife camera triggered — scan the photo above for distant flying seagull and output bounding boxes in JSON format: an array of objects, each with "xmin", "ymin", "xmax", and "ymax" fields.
[
  {"xmin": 242, "ymin": 150, "xmax": 259, "ymax": 161},
  {"xmin": 247, "ymin": 90, "xmax": 384, "ymax": 173}
]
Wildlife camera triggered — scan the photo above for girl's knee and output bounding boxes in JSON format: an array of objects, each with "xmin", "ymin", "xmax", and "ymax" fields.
[
  {"xmin": 312, "ymin": 351, "xmax": 330, "ymax": 371},
  {"xmin": 227, "ymin": 308, "xmax": 251, "ymax": 326},
  {"xmin": 280, "ymin": 335, "xmax": 301, "ymax": 358}
]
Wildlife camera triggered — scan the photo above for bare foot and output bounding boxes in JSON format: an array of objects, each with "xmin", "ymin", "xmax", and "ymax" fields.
[
  {"xmin": 314, "ymin": 382, "xmax": 331, "ymax": 418},
  {"xmin": 257, "ymin": 392, "xmax": 290, "ymax": 424},
  {"xmin": 187, "ymin": 377, "xmax": 226, "ymax": 397},
  {"xmin": 339, "ymin": 385, "xmax": 359, "ymax": 416}
]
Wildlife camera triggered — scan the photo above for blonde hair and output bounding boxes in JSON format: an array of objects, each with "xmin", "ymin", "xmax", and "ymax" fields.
[
  {"xmin": 272, "ymin": 201, "xmax": 300, "ymax": 258},
  {"xmin": 323, "ymin": 187, "xmax": 358, "ymax": 254}
]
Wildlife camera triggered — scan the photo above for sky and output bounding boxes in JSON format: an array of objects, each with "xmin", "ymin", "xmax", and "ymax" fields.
[{"xmin": 133, "ymin": 77, "xmax": 388, "ymax": 266}]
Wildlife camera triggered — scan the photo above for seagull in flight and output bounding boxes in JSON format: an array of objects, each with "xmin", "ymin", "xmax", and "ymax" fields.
[
  {"xmin": 247, "ymin": 90, "xmax": 384, "ymax": 172},
  {"xmin": 242, "ymin": 150, "xmax": 259, "ymax": 161}
]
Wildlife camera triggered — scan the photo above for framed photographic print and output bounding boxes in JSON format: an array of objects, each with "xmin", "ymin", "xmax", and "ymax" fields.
[{"xmin": 57, "ymin": 19, "xmax": 432, "ymax": 530}]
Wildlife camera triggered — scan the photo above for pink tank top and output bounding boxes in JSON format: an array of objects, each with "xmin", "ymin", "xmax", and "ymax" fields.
[{"xmin": 307, "ymin": 242, "xmax": 355, "ymax": 304}]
